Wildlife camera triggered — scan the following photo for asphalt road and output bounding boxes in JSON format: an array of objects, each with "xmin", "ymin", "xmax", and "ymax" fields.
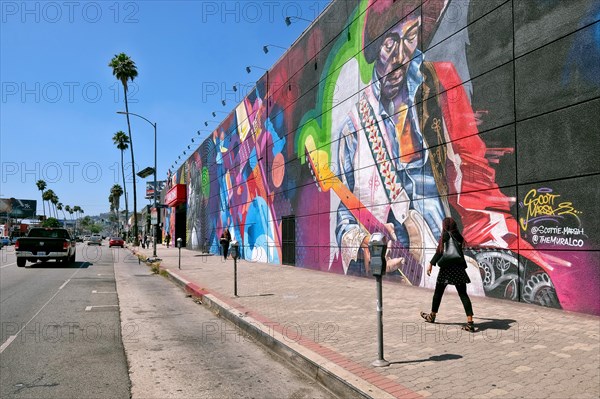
[
  {"xmin": 1, "ymin": 242, "xmax": 336, "ymax": 398},
  {"xmin": 0, "ymin": 243, "xmax": 130, "ymax": 398},
  {"xmin": 115, "ymin": 250, "xmax": 336, "ymax": 399}
]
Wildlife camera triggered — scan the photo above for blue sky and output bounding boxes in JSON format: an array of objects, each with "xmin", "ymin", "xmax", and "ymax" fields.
[{"xmin": 1, "ymin": 0, "xmax": 331, "ymax": 216}]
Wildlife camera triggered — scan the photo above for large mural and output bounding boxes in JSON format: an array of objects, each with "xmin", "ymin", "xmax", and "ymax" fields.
[{"xmin": 166, "ymin": 0, "xmax": 600, "ymax": 315}]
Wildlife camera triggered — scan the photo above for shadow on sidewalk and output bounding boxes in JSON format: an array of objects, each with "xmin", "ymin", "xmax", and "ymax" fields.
[
  {"xmin": 472, "ymin": 317, "xmax": 517, "ymax": 332},
  {"xmin": 389, "ymin": 353, "xmax": 462, "ymax": 365},
  {"xmin": 433, "ymin": 317, "xmax": 517, "ymax": 332}
]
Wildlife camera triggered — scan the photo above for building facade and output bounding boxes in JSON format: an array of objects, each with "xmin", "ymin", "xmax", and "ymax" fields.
[{"xmin": 163, "ymin": 0, "xmax": 600, "ymax": 315}]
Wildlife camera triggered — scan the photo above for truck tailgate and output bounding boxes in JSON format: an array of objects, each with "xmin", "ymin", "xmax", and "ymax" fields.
[{"xmin": 17, "ymin": 238, "xmax": 68, "ymax": 253}]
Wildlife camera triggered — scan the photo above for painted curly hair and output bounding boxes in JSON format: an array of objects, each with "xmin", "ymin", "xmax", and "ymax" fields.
[{"xmin": 363, "ymin": 0, "xmax": 448, "ymax": 63}]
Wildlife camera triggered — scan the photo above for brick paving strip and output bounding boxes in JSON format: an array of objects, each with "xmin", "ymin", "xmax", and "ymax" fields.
[
  {"xmin": 168, "ymin": 267, "xmax": 413, "ymax": 398},
  {"xmin": 133, "ymin": 247, "xmax": 600, "ymax": 399}
]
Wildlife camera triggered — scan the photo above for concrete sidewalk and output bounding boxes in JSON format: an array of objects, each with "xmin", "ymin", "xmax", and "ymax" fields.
[{"xmin": 133, "ymin": 245, "xmax": 599, "ymax": 399}]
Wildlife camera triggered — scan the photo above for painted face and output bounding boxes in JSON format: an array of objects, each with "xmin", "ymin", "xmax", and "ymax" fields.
[{"xmin": 375, "ymin": 16, "xmax": 420, "ymax": 101}]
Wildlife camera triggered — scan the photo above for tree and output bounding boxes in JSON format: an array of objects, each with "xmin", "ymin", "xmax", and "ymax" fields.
[
  {"xmin": 36, "ymin": 180, "xmax": 47, "ymax": 218},
  {"xmin": 109, "ymin": 194, "xmax": 115, "ymax": 214},
  {"xmin": 50, "ymin": 193, "xmax": 59, "ymax": 219},
  {"xmin": 110, "ymin": 184, "xmax": 124, "ymax": 232},
  {"xmin": 73, "ymin": 206, "xmax": 83, "ymax": 233},
  {"xmin": 112, "ymin": 131, "xmax": 130, "ymax": 230},
  {"xmin": 42, "ymin": 217, "xmax": 61, "ymax": 228},
  {"xmin": 42, "ymin": 189, "xmax": 55, "ymax": 218},
  {"xmin": 109, "ymin": 53, "xmax": 139, "ymax": 245},
  {"xmin": 65, "ymin": 205, "xmax": 74, "ymax": 233},
  {"xmin": 56, "ymin": 202, "xmax": 66, "ymax": 222}
]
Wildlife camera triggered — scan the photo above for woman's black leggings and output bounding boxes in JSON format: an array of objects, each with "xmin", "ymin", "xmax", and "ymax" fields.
[
  {"xmin": 222, "ymin": 244, "xmax": 229, "ymax": 259},
  {"xmin": 432, "ymin": 283, "xmax": 473, "ymax": 316}
]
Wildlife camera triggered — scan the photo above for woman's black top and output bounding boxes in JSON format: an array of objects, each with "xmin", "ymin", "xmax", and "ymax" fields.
[{"xmin": 430, "ymin": 230, "xmax": 471, "ymax": 285}]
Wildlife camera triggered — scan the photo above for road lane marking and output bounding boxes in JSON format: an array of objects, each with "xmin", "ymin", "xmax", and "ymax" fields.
[
  {"xmin": 0, "ymin": 269, "xmax": 81, "ymax": 354},
  {"xmin": 59, "ymin": 279, "xmax": 71, "ymax": 290},
  {"xmin": 1, "ymin": 262, "xmax": 16, "ymax": 269},
  {"xmin": 92, "ymin": 290, "xmax": 117, "ymax": 294},
  {"xmin": 0, "ymin": 336, "xmax": 17, "ymax": 353},
  {"xmin": 85, "ymin": 305, "xmax": 119, "ymax": 311}
]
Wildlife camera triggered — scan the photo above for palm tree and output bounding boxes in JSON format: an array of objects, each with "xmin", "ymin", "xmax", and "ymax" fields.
[
  {"xmin": 65, "ymin": 205, "xmax": 74, "ymax": 233},
  {"xmin": 110, "ymin": 184, "xmax": 124, "ymax": 232},
  {"xmin": 42, "ymin": 190, "xmax": 55, "ymax": 218},
  {"xmin": 112, "ymin": 131, "xmax": 130, "ymax": 227},
  {"xmin": 36, "ymin": 180, "xmax": 47, "ymax": 218},
  {"xmin": 109, "ymin": 53, "xmax": 139, "ymax": 245},
  {"xmin": 73, "ymin": 205, "xmax": 82, "ymax": 233},
  {"xmin": 50, "ymin": 193, "xmax": 59, "ymax": 219},
  {"xmin": 109, "ymin": 194, "xmax": 115, "ymax": 214},
  {"xmin": 56, "ymin": 202, "xmax": 66, "ymax": 223}
]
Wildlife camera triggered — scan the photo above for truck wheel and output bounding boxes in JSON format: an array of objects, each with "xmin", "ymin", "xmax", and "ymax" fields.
[{"xmin": 17, "ymin": 258, "xmax": 26, "ymax": 267}]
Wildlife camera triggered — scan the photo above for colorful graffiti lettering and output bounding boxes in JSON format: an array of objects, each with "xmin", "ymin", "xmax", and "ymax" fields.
[{"xmin": 520, "ymin": 188, "xmax": 582, "ymax": 231}]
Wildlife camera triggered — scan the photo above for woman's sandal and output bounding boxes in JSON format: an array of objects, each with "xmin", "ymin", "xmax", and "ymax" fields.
[
  {"xmin": 463, "ymin": 322, "xmax": 475, "ymax": 332},
  {"xmin": 420, "ymin": 312, "xmax": 436, "ymax": 323}
]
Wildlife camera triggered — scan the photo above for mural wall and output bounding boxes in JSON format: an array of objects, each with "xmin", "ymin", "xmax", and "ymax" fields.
[{"xmin": 168, "ymin": 0, "xmax": 600, "ymax": 315}]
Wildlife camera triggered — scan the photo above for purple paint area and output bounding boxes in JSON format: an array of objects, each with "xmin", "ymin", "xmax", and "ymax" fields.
[{"xmin": 533, "ymin": 250, "xmax": 600, "ymax": 316}]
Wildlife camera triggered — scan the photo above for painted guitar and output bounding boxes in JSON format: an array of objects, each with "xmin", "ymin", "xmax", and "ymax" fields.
[{"xmin": 304, "ymin": 136, "xmax": 439, "ymax": 285}]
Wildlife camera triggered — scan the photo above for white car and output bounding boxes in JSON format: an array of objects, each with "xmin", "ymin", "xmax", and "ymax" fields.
[{"xmin": 88, "ymin": 235, "xmax": 102, "ymax": 245}]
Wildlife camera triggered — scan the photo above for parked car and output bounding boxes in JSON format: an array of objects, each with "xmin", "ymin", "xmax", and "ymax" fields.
[
  {"xmin": 88, "ymin": 235, "xmax": 102, "ymax": 246},
  {"xmin": 0, "ymin": 236, "xmax": 10, "ymax": 246},
  {"xmin": 83, "ymin": 235, "xmax": 91, "ymax": 242},
  {"xmin": 109, "ymin": 237, "xmax": 125, "ymax": 248}
]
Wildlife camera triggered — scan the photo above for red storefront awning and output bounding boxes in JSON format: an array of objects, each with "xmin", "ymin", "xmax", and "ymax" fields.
[{"xmin": 165, "ymin": 184, "xmax": 186, "ymax": 207}]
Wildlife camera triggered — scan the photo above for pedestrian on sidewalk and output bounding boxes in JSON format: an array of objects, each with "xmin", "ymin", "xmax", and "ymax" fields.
[
  {"xmin": 165, "ymin": 232, "xmax": 171, "ymax": 248},
  {"xmin": 220, "ymin": 228, "xmax": 231, "ymax": 260},
  {"xmin": 421, "ymin": 217, "xmax": 475, "ymax": 332}
]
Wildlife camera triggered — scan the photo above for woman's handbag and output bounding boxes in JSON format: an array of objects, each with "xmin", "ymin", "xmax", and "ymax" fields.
[{"xmin": 438, "ymin": 233, "xmax": 464, "ymax": 268}]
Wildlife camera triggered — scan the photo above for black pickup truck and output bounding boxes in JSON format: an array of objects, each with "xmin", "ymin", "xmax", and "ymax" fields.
[{"xmin": 15, "ymin": 228, "xmax": 76, "ymax": 267}]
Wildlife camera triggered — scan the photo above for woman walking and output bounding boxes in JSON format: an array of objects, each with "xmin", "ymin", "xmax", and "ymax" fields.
[
  {"xmin": 421, "ymin": 217, "xmax": 475, "ymax": 332},
  {"xmin": 220, "ymin": 229, "xmax": 231, "ymax": 260}
]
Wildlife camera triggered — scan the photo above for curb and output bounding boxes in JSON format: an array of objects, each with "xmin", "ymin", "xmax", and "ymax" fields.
[{"xmin": 161, "ymin": 267, "xmax": 398, "ymax": 399}]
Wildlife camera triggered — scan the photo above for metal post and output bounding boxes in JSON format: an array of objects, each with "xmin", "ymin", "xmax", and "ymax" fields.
[
  {"xmin": 177, "ymin": 237, "xmax": 182, "ymax": 269},
  {"xmin": 372, "ymin": 274, "xmax": 389, "ymax": 367},
  {"xmin": 153, "ymin": 122, "xmax": 157, "ymax": 257},
  {"xmin": 234, "ymin": 256, "xmax": 238, "ymax": 297}
]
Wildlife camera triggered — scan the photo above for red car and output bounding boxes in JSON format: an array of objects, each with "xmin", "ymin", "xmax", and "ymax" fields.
[{"xmin": 109, "ymin": 237, "xmax": 125, "ymax": 248}]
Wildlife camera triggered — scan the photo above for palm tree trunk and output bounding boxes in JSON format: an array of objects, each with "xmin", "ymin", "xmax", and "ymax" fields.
[
  {"xmin": 123, "ymin": 84, "xmax": 139, "ymax": 245},
  {"xmin": 121, "ymin": 149, "xmax": 129, "ymax": 234},
  {"xmin": 41, "ymin": 193, "xmax": 46, "ymax": 218}
]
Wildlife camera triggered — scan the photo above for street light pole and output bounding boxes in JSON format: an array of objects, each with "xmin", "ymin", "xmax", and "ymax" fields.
[
  {"xmin": 152, "ymin": 122, "xmax": 157, "ymax": 257},
  {"xmin": 116, "ymin": 111, "xmax": 158, "ymax": 257}
]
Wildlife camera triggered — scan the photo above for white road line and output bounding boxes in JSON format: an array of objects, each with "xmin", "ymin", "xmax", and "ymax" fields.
[
  {"xmin": 0, "ymin": 269, "xmax": 81, "ymax": 354},
  {"xmin": 0, "ymin": 336, "xmax": 17, "ymax": 353},
  {"xmin": 1, "ymin": 262, "xmax": 16, "ymax": 269},
  {"xmin": 59, "ymin": 279, "xmax": 71, "ymax": 290},
  {"xmin": 92, "ymin": 290, "xmax": 117, "ymax": 294},
  {"xmin": 85, "ymin": 305, "xmax": 118, "ymax": 311}
]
